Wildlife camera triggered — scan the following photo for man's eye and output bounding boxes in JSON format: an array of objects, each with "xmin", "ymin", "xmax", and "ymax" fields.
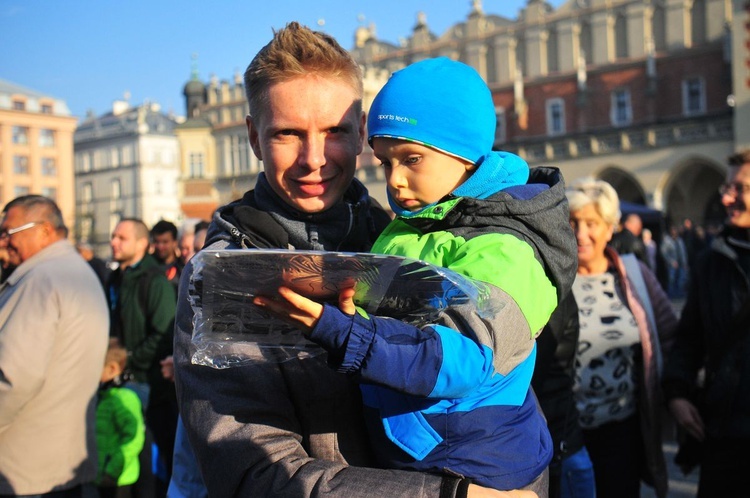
[{"xmin": 329, "ymin": 126, "xmax": 343, "ymax": 134}]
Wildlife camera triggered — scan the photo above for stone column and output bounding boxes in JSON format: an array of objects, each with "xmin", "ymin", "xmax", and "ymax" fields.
[
  {"xmin": 466, "ymin": 42, "xmax": 489, "ymax": 80},
  {"xmin": 557, "ymin": 18, "xmax": 581, "ymax": 73},
  {"xmin": 665, "ymin": 0, "xmax": 691, "ymax": 49},
  {"xmin": 706, "ymin": 0, "xmax": 730, "ymax": 41},
  {"xmin": 626, "ymin": 2, "xmax": 650, "ymax": 58},
  {"xmin": 493, "ymin": 35, "xmax": 517, "ymax": 85},
  {"xmin": 526, "ymin": 26, "xmax": 549, "ymax": 78},
  {"xmin": 591, "ymin": 9, "xmax": 615, "ymax": 65}
]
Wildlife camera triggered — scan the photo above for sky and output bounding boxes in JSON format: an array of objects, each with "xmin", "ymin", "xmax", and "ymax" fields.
[{"xmin": 1, "ymin": 0, "xmax": 567, "ymax": 122}]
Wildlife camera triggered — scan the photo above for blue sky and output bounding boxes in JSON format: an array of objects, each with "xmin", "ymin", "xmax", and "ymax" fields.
[{"xmin": 1, "ymin": 0, "xmax": 566, "ymax": 121}]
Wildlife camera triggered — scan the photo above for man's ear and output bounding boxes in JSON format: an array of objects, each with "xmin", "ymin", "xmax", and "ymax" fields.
[
  {"xmin": 247, "ymin": 115, "xmax": 263, "ymax": 160},
  {"xmin": 355, "ymin": 111, "xmax": 366, "ymax": 155},
  {"xmin": 137, "ymin": 237, "xmax": 150, "ymax": 256}
]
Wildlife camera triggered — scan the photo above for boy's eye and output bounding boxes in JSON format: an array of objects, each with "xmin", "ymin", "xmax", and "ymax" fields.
[
  {"xmin": 404, "ymin": 155, "xmax": 421, "ymax": 165},
  {"xmin": 379, "ymin": 160, "xmax": 391, "ymax": 169}
]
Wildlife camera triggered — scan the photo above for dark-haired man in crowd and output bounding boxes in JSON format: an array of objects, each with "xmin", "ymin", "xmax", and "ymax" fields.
[
  {"xmin": 150, "ymin": 219, "xmax": 182, "ymax": 288},
  {"xmin": 110, "ymin": 218, "xmax": 177, "ymax": 495}
]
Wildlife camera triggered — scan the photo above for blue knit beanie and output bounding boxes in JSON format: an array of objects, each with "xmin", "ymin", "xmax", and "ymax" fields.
[{"xmin": 367, "ymin": 57, "xmax": 496, "ymax": 164}]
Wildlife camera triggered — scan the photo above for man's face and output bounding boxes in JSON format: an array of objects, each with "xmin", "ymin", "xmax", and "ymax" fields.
[
  {"xmin": 247, "ymin": 74, "xmax": 365, "ymax": 214},
  {"xmin": 111, "ymin": 221, "xmax": 148, "ymax": 268},
  {"xmin": 152, "ymin": 232, "xmax": 177, "ymax": 263},
  {"xmin": 721, "ymin": 163, "xmax": 750, "ymax": 228},
  {"xmin": 193, "ymin": 229, "xmax": 207, "ymax": 255},
  {"xmin": 179, "ymin": 234, "xmax": 194, "ymax": 265},
  {"xmin": 0, "ymin": 206, "xmax": 51, "ymax": 268},
  {"xmin": 624, "ymin": 215, "xmax": 642, "ymax": 236}
]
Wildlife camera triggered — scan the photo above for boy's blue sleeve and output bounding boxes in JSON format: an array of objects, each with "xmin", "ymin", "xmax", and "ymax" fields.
[{"xmin": 309, "ymin": 304, "xmax": 495, "ymax": 398}]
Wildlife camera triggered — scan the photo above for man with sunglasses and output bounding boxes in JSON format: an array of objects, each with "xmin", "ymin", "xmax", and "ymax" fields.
[
  {"xmin": 0, "ymin": 195, "xmax": 109, "ymax": 497},
  {"xmin": 663, "ymin": 149, "xmax": 750, "ymax": 497}
]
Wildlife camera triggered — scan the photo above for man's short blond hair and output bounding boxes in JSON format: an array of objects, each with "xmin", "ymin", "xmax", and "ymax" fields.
[
  {"xmin": 244, "ymin": 21, "xmax": 363, "ymax": 120},
  {"xmin": 566, "ymin": 177, "xmax": 622, "ymax": 228}
]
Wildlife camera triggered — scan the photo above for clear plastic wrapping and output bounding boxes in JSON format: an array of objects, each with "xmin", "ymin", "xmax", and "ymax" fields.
[{"xmin": 189, "ymin": 249, "xmax": 497, "ymax": 367}]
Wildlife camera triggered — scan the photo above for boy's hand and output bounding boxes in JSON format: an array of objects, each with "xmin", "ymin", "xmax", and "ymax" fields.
[{"xmin": 253, "ymin": 287, "xmax": 356, "ymax": 334}]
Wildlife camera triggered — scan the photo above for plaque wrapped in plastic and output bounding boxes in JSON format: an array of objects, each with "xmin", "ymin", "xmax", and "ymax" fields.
[{"xmin": 189, "ymin": 249, "xmax": 496, "ymax": 367}]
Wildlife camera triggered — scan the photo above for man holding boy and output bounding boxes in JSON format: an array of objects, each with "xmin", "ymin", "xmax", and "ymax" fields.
[
  {"xmin": 256, "ymin": 57, "xmax": 577, "ymax": 494},
  {"xmin": 174, "ymin": 22, "xmax": 537, "ymax": 498}
]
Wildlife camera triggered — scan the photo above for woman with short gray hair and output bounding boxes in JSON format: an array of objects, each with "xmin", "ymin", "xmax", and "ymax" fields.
[{"xmin": 566, "ymin": 178, "xmax": 677, "ymax": 498}]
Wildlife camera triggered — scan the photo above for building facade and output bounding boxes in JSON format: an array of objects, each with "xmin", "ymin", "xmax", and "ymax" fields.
[
  {"xmin": 0, "ymin": 78, "xmax": 77, "ymax": 228},
  {"xmin": 352, "ymin": 0, "xmax": 741, "ymax": 229},
  {"xmin": 176, "ymin": 70, "xmax": 260, "ymax": 221},
  {"xmin": 178, "ymin": 0, "xmax": 749, "ymax": 231},
  {"xmin": 74, "ymin": 101, "xmax": 182, "ymax": 257}
]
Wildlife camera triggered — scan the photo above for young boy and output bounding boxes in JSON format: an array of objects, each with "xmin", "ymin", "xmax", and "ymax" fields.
[
  {"xmin": 96, "ymin": 338, "xmax": 146, "ymax": 498},
  {"xmin": 256, "ymin": 57, "xmax": 576, "ymax": 494}
]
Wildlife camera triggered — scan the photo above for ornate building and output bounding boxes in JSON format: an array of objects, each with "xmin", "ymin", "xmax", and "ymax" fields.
[
  {"xmin": 353, "ymin": 0, "xmax": 743, "ymax": 229},
  {"xmin": 176, "ymin": 65, "xmax": 259, "ymax": 222},
  {"xmin": 74, "ymin": 100, "xmax": 182, "ymax": 257},
  {"xmin": 177, "ymin": 0, "xmax": 749, "ymax": 230},
  {"xmin": 0, "ymin": 78, "xmax": 77, "ymax": 228}
]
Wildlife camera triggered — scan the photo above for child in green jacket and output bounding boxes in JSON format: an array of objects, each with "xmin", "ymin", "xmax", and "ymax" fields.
[{"xmin": 96, "ymin": 338, "xmax": 145, "ymax": 497}]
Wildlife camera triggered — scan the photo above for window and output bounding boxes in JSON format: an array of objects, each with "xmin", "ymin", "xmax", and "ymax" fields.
[
  {"xmin": 41, "ymin": 187, "xmax": 57, "ymax": 200},
  {"xmin": 611, "ymin": 89, "xmax": 632, "ymax": 126},
  {"xmin": 13, "ymin": 100, "xmax": 25, "ymax": 111},
  {"xmin": 682, "ymin": 77, "xmax": 706, "ymax": 116},
  {"xmin": 12, "ymin": 126, "xmax": 28, "ymax": 145},
  {"xmin": 14, "ymin": 186, "xmax": 29, "ymax": 197},
  {"xmin": 82, "ymin": 182, "xmax": 93, "ymax": 203},
  {"xmin": 494, "ymin": 107, "xmax": 507, "ymax": 145},
  {"xmin": 13, "ymin": 155, "xmax": 29, "ymax": 175},
  {"xmin": 41, "ymin": 157, "xmax": 57, "ymax": 176},
  {"xmin": 110, "ymin": 212, "xmax": 122, "ymax": 235},
  {"xmin": 80, "ymin": 217, "xmax": 93, "ymax": 240},
  {"xmin": 39, "ymin": 129, "xmax": 55, "ymax": 147},
  {"xmin": 111, "ymin": 179, "xmax": 122, "ymax": 199},
  {"xmin": 121, "ymin": 146, "xmax": 133, "ymax": 166},
  {"xmin": 614, "ymin": 13, "xmax": 628, "ymax": 59},
  {"xmin": 546, "ymin": 98, "xmax": 566, "ymax": 136},
  {"xmin": 189, "ymin": 152, "xmax": 205, "ymax": 178},
  {"xmin": 82, "ymin": 152, "xmax": 92, "ymax": 172},
  {"xmin": 41, "ymin": 104, "xmax": 53, "ymax": 114}
]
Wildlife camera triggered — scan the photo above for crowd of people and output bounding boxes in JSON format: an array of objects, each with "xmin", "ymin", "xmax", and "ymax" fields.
[{"xmin": 1, "ymin": 20, "xmax": 749, "ymax": 498}]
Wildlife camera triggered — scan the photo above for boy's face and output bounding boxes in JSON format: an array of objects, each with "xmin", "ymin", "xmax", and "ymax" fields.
[
  {"xmin": 247, "ymin": 74, "xmax": 365, "ymax": 214},
  {"xmin": 372, "ymin": 137, "xmax": 474, "ymax": 211}
]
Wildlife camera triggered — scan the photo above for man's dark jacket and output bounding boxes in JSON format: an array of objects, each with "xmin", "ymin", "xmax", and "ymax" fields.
[
  {"xmin": 108, "ymin": 253, "xmax": 176, "ymax": 400},
  {"xmin": 663, "ymin": 227, "xmax": 750, "ymax": 440}
]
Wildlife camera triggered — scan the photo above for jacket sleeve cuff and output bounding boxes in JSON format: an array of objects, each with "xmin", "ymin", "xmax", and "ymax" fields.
[{"xmin": 309, "ymin": 304, "xmax": 374, "ymax": 374}]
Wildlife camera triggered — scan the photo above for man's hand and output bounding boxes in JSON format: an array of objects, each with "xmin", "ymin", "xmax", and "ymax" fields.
[
  {"xmin": 253, "ymin": 287, "xmax": 356, "ymax": 334},
  {"xmin": 669, "ymin": 397, "xmax": 705, "ymax": 441},
  {"xmin": 467, "ymin": 484, "xmax": 537, "ymax": 498},
  {"xmin": 160, "ymin": 355, "xmax": 175, "ymax": 382}
]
